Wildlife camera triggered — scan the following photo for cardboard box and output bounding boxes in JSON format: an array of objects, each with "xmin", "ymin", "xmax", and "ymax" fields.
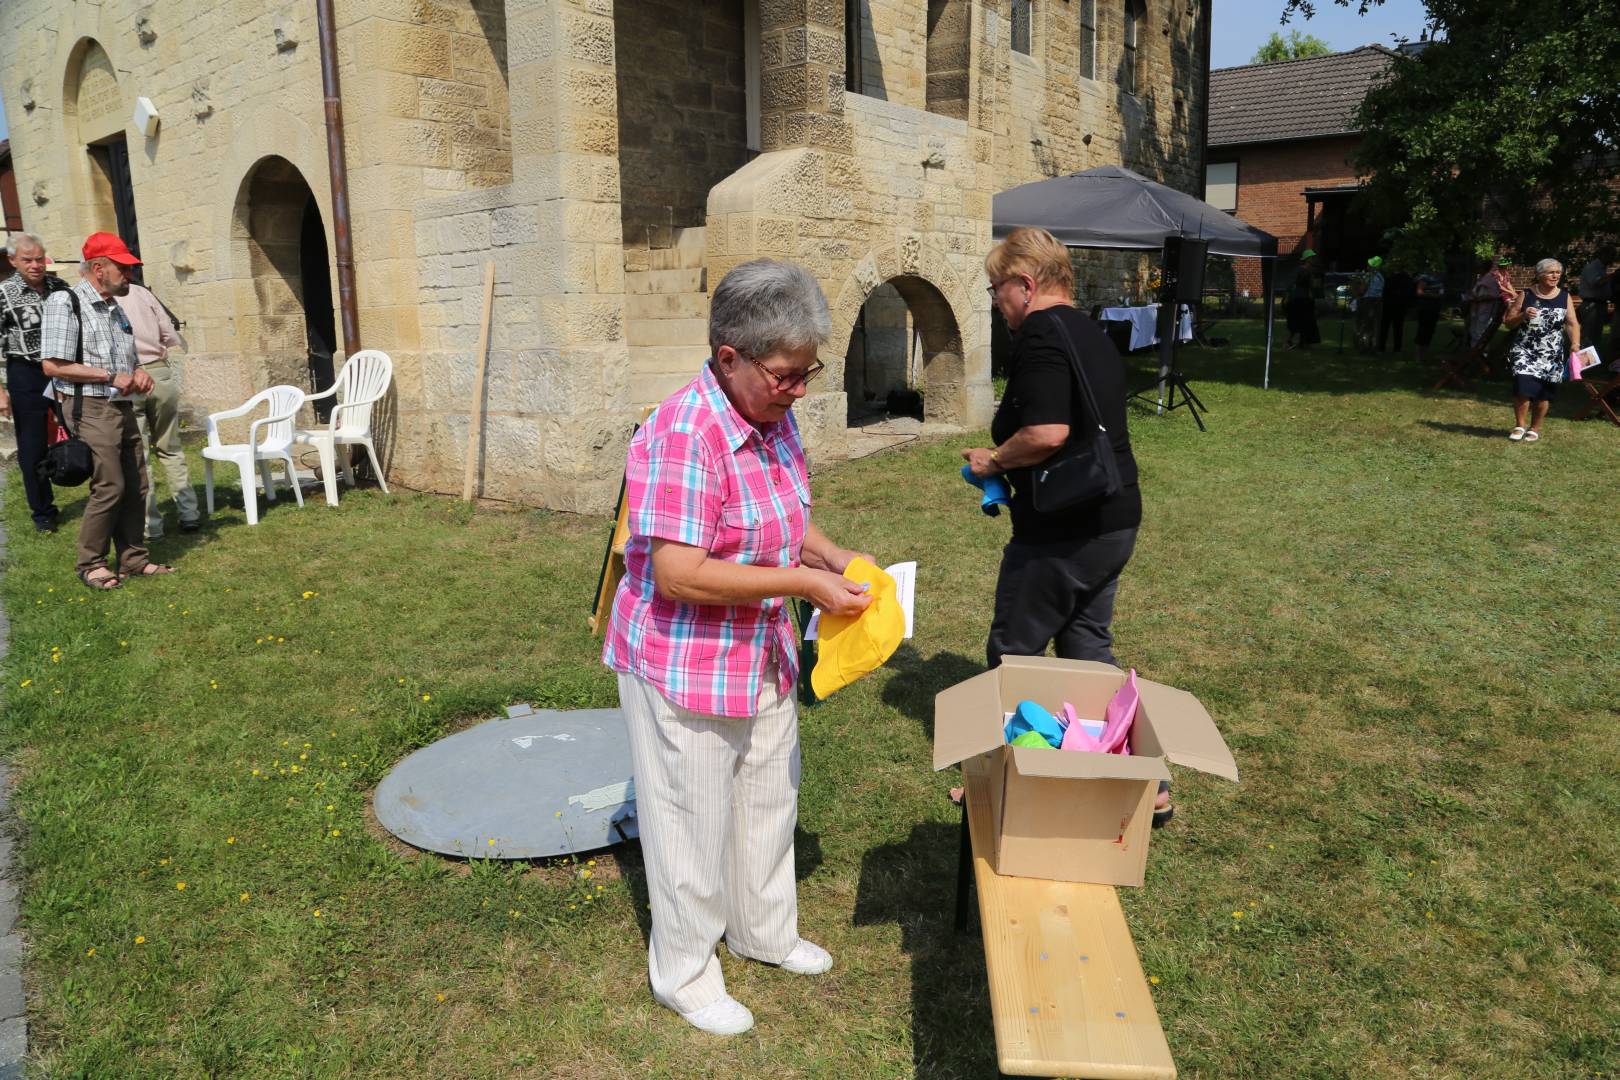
[{"xmin": 934, "ymin": 656, "xmax": 1238, "ymax": 887}]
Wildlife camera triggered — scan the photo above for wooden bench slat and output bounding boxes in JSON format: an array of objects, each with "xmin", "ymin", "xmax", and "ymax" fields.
[{"xmin": 964, "ymin": 754, "xmax": 1177, "ymax": 1079}]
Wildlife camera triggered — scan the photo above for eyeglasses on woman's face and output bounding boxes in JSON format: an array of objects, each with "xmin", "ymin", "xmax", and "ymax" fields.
[{"xmin": 745, "ymin": 353, "xmax": 825, "ymax": 392}]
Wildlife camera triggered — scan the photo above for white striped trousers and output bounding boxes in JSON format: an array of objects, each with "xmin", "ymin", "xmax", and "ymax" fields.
[{"xmin": 616, "ymin": 667, "xmax": 802, "ymax": 1013}]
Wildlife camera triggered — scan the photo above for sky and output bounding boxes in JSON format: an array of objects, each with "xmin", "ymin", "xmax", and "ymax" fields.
[
  {"xmin": 1213, "ymin": 0, "xmax": 1432, "ymax": 68},
  {"xmin": 0, "ymin": 3, "xmax": 1433, "ymax": 145}
]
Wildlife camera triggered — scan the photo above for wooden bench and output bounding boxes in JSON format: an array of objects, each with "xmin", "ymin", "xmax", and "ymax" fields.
[{"xmin": 958, "ymin": 754, "xmax": 1177, "ymax": 1079}]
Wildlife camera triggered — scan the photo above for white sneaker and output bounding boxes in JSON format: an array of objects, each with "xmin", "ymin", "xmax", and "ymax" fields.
[
  {"xmin": 672, "ymin": 995, "xmax": 755, "ymax": 1036},
  {"xmin": 778, "ymin": 938, "xmax": 833, "ymax": 975}
]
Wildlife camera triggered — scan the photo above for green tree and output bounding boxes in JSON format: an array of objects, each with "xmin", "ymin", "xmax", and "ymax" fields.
[
  {"xmin": 1250, "ymin": 30, "xmax": 1334, "ymax": 63},
  {"xmin": 1280, "ymin": 0, "xmax": 1620, "ymax": 265}
]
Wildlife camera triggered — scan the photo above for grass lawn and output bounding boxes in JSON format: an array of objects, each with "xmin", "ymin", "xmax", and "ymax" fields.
[{"xmin": 2, "ymin": 321, "xmax": 1616, "ymax": 1078}]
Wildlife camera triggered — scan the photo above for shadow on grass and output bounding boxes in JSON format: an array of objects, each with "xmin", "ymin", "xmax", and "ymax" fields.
[
  {"xmin": 1417, "ymin": 420, "xmax": 1509, "ymax": 440},
  {"xmin": 854, "ymin": 821, "xmax": 999, "ymax": 1078},
  {"xmin": 881, "ymin": 646, "xmax": 984, "ymax": 739},
  {"xmin": 610, "ymin": 826, "xmax": 825, "ymax": 950}
]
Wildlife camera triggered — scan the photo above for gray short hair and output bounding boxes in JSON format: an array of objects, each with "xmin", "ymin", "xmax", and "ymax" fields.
[
  {"xmin": 708, "ymin": 258, "xmax": 831, "ymax": 357},
  {"xmin": 1535, "ymin": 258, "xmax": 1562, "ymax": 275},
  {"xmin": 6, "ymin": 233, "xmax": 45, "ymax": 257}
]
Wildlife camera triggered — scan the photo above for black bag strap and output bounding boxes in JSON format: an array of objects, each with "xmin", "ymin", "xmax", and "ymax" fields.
[{"xmin": 1044, "ymin": 309, "xmax": 1109, "ymax": 440}]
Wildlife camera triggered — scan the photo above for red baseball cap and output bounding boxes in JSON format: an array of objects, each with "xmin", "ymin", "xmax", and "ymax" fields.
[{"xmin": 82, "ymin": 232, "xmax": 142, "ymax": 266}]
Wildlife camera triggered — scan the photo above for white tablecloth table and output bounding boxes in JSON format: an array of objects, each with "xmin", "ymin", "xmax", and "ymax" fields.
[{"xmin": 1097, "ymin": 304, "xmax": 1194, "ymax": 351}]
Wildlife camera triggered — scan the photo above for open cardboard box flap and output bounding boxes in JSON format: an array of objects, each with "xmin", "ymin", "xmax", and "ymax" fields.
[
  {"xmin": 1134, "ymin": 677, "xmax": 1240, "ymax": 782},
  {"xmin": 933, "ymin": 667, "xmax": 1003, "ymax": 770}
]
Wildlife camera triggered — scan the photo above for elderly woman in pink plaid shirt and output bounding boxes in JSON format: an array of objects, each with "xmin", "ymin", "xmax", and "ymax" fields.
[{"xmin": 603, "ymin": 259, "xmax": 875, "ymax": 1036}]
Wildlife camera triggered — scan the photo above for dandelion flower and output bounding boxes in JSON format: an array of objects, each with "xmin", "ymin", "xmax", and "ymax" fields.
[
  {"xmin": 313, "ymin": 909, "xmax": 322, "ymax": 918},
  {"xmin": 176, "ymin": 882, "xmax": 187, "ymax": 891},
  {"xmin": 159, "ymin": 858, "xmax": 170, "ymax": 866},
  {"xmin": 299, "ymin": 753, "xmax": 308, "ymax": 761},
  {"xmin": 240, "ymin": 892, "xmax": 250, "ymax": 903},
  {"xmin": 251, "ymin": 769, "xmax": 261, "ymax": 777},
  {"xmin": 86, "ymin": 948, "xmax": 96, "ymax": 958},
  {"xmin": 1231, "ymin": 910, "xmax": 1243, "ymax": 919},
  {"xmin": 1149, "ymin": 975, "xmax": 1160, "ymax": 985},
  {"xmin": 134, "ymin": 935, "xmax": 146, "ymax": 945},
  {"xmin": 226, "ymin": 837, "xmax": 236, "ymax": 845},
  {"xmin": 422, "ymin": 694, "xmax": 431, "ymax": 702},
  {"xmin": 554, "ymin": 811, "xmax": 562, "ymax": 818},
  {"xmin": 19, "ymin": 680, "xmax": 31, "ymax": 688},
  {"xmin": 289, "ymin": 765, "xmax": 301, "ymax": 774},
  {"xmin": 397, "ymin": 678, "xmax": 405, "ymax": 685},
  {"xmin": 1425, "ymin": 911, "xmax": 1434, "ymax": 919},
  {"xmin": 330, "ymin": 829, "xmax": 341, "ymax": 837},
  {"xmin": 326, "ymin": 804, "xmax": 335, "ymax": 812},
  {"xmin": 436, "ymin": 993, "xmax": 446, "ymax": 1002},
  {"xmin": 119, "ymin": 640, "xmax": 127, "ymax": 647}
]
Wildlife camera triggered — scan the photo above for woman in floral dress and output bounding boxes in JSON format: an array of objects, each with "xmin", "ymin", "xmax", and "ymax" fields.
[{"xmin": 1502, "ymin": 258, "xmax": 1580, "ymax": 442}]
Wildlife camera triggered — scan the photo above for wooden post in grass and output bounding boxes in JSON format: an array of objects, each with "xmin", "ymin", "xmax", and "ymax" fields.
[{"xmin": 461, "ymin": 262, "xmax": 497, "ymax": 503}]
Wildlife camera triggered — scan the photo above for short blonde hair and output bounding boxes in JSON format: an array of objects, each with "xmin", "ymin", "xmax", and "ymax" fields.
[{"xmin": 985, "ymin": 227, "xmax": 1074, "ymax": 295}]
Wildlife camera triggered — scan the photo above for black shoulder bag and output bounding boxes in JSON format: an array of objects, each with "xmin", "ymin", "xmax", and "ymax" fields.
[
  {"xmin": 39, "ymin": 291, "xmax": 96, "ymax": 488},
  {"xmin": 1028, "ymin": 312, "xmax": 1123, "ymax": 513}
]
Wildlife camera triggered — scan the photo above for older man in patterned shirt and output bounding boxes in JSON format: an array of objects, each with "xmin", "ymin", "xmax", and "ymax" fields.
[
  {"xmin": 39, "ymin": 233, "xmax": 174, "ymax": 589},
  {"xmin": 0, "ymin": 233, "xmax": 72, "ymax": 532}
]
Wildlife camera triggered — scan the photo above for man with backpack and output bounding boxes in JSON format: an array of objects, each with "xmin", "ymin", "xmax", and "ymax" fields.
[{"xmin": 38, "ymin": 233, "xmax": 174, "ymax": 590}]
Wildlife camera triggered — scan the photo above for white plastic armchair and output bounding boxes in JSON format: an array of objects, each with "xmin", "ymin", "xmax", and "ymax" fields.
[
  {"xmin": 202, "ymin": 385, "xmax": 306, "ymax": 526},
  {"xmin": 295, "ymin": 349, "xmax": 393, "ymax": 507}
]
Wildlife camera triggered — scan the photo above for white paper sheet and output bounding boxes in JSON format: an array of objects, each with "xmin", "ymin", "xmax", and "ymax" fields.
[{"xmin": 804, "ymin": 560, "xmax": 915, "ymax": 641}]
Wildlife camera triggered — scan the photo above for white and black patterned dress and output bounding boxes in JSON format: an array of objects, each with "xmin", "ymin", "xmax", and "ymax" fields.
[{"xmin": 1506, "ymin": 288, "xmax": 1569, "ymax": 383}]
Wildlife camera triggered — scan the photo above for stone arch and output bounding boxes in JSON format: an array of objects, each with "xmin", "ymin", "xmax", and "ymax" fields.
[
  {"xmin": 827, "ymin": 235, "xmax": 987, "ymax": 431},
  {"xmin": 227, "ymin": 155, "xmax": 338, "ymax": 397},
  {"xmin": 60, "ymin": 35, "xmax": 131, "ymax": 241}
]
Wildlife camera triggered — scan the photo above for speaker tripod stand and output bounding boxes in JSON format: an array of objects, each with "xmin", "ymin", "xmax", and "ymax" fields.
[{"xmin": 1129, "ymin": 298, "xmax": 1208, "ymax": 431}]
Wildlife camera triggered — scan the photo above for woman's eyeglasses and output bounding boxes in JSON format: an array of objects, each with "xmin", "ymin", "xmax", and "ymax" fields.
[{"xmin": 746, "ymin": 354, "xmax": 825, "ymax": 392}]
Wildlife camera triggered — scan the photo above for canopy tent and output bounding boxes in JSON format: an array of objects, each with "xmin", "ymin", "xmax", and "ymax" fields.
[{"xmin": 993, "ymin": 165, "xmax": 1283, "ymax": 388}]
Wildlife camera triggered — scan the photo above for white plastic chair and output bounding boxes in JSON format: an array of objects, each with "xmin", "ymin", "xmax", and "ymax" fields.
[
  {"xmin": 294, "ymin": 350, "xmax": 393, "ymax": 507},
  {"xmin": 202, "ymin": 385, "xmax": 306, "ymax": 526}
]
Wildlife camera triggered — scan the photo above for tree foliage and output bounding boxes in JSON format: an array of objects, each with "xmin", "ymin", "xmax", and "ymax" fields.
[
  {"xmin": 1250, "ymin": 30, "xmax": 1334, "ymax": 64},
  {"xmin": 1279, "ymin": 0, "xmax": 1620, "ymax": 265}
]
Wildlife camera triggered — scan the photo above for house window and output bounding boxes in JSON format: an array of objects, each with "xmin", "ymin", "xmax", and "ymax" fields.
[
  {"xmin": 846, "ymin": 0, "xmax": 864, "ymax": 91},
  {"xmin": 1079, "ymin": 0, "xmax": 1097, "ymax": 80},
  {"xmin": 1122, "ymin": 0, "xmax": 1143, "ymax": 95},
  {"xmin": 1011, "ymin": 0, "xmax": 1032, "ymax": 56},
  {"xmin": 1205, "ymin": 162, "xmax": 1238, "ymax": 212}
]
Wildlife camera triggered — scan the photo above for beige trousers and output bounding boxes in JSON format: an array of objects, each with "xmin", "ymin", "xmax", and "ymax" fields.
[
  {"xmin": 134, "ymin": 360, "xmax": 198, "ymax": 535},
  {"xmin": 616, "ymin": 665, "xmax": 802, "ymax": 1013}
]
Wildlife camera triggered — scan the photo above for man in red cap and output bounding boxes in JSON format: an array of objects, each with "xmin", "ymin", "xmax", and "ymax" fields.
[{"xmin": 38, "ymin": 233, "xmax": 175, "ymax": 589}]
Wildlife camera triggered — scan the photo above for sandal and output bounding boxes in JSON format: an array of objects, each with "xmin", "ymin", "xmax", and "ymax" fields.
[
  {"xmin": 78, "ymin": 567, "xmax": 122, "ymax": 591},
  {"xmin": 1152, "ymin": 779, "xmax": 1173, "ymax": 829},
  {"xmin": 1523, "ymin": 430, "xmax": 1541, "ymax": 442},
  {"xmin": 124, "ymin": 563, "xmax": 177, "ymax": 578},
  {"xmin": 1508, "ymin": 427, "xmax": 1526, "ymax": 441}
]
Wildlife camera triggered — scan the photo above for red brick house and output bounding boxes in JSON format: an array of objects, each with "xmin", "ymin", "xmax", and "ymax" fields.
[{"xmin": 1204, "ymin": 45, "xmax": 1400, "ymax": 292}]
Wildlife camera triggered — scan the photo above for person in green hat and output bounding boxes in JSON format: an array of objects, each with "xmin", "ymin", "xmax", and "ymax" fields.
[
  {"xmin": 1353, "ymin": 255, "xmax": 1386, "ymax": 353},
  {"xmin": 1285, "ymin": 248, "xmax": 1322, "ymax": 350}
]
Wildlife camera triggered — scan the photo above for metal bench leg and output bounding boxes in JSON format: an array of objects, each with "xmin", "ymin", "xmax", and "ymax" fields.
[{"xmin": 954, "ymin": 797, "xmax": 973, "ymax": 935}]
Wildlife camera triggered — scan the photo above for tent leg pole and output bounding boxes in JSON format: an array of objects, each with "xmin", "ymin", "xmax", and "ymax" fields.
[{"xmin": 1262, "ymin": 260, "xmax": 1276, "ymax": 390}]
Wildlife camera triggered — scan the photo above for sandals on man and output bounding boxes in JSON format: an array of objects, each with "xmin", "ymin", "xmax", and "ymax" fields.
[
  {"xmin": 124, "ymin": 563, "xmax": 177, "ymax": 578},
  {"xmin": 1523, "ymin": 430, "xmax": 1541, "ymax": 443},
  {"xmin": 1508, "ymin": 427, "xmax": 1526, "ymax": 441},
  {"xmin": 78, "ymin": 568, "xmax": 122, "ymax": 591}
]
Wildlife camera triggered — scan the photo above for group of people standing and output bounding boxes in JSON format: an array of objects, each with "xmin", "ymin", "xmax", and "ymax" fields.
[
  {"xmin": 601, "ymin": 230, "xmax": 1142, "ymax": 1036},
  {"xmin": 0, "ymin": 231, "xmax": 194, "ymax": 588},
  {"xmin": 1286, "ymin": 252, "xmax": 1447, "ymax": 362}
]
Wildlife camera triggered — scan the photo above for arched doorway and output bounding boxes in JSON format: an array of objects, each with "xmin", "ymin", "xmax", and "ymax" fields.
[
  {"xmin": 63, "ymin": 38, "xmax": 142, "ymax": 271},
  {"xmin": 842, "ymin": 274, "xmax": 964, "ymax": 436},
  {"xmin": 232, "ymin": 156, "xmax": 337, "ymax": 402}
]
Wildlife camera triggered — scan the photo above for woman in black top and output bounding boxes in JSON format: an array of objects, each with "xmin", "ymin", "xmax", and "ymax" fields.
[
  {"xmin": 964, "ymin": 226, "xmax": 1143, "ymax": 666},
  {"xmin": 964, "ymin": 228, "xmax": 1161, "ymax": 817}
]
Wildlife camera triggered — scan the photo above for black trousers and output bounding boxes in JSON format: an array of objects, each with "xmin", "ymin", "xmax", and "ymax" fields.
[
  {"xmin": 986, "ymin": 528, "xmax": 1138, "ymax": 669},
  {"xmin": 6, "ymin": 358, "xmax": 58, "ymax": 526},
  {"xmin": 1378, "ymin": 301, "xmax": 1409, "ymax": 352}
]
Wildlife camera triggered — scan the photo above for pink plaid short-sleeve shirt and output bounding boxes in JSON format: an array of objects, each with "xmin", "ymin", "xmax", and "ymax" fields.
[{"xmin": 602, "ymin": 363, "xmax": 811, "ymax": 718}]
